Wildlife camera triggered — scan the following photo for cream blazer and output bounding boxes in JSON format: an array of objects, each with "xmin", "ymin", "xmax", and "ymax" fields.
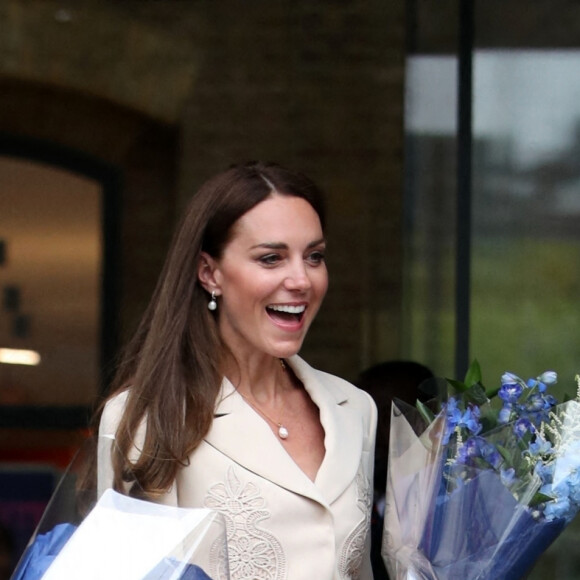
[{"xmin": 98, "ymin": 355, "xmax": 377, "ymax": 580}]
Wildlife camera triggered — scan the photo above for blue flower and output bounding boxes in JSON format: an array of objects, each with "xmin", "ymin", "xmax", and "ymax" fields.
[
  {"xmin": 526, "ymin": 372, "xmax": 558, "ymax": 394},
  {"xmin": 500, "ymin": 467, "xmax": 516, "ymax": 487},
  {"xmin": 479, "ymin": 440, "xmax": 502, "ymax": 469},
  {"xmin": 456, "ymin": 438, "xmax": 481, "ymax": 464},
  {"xmin": 499, "ymin": 382, "xmax": 523, "ymax": 404},
  {"xmin": 442, "ymin": 398, "xmax": 461, "ymax": 443},
  {"xmin": 513, "ymin": 417, "xmax": 534, "ymax": 439},
  {"xmin": 553, "ymin": 452, "xmax": 580, "ymax": 485},
  {"xmin": 498, "ymin": 405, "xmax": 513, "ymax": 424},
  {"xmin": 432, "ymin": 365, "xmax": 579, "ymax": 523},
  {"xmin": 566, "ymin": 471, "xmax": 580, "ymax": 504},
  {"xmin": 455, "ymin": 436, "xmax": 502, "ymax": 470},
  {"xmin": 525, "ymin": 394, "xmax": 546, "ymax": 412},
  {"xmin": 543, "ymin": 495, "xmax": 572, "ymax": 521},
  {"xmin": 534, "ymin": 461, "xmax": 554, "ymax": 484},
  {"xmin": 444, "ymin": 397, "xmax": 460, "ymax": 421},
  {"xmin": 527, "ymin": 377, "xmax": 547, "ymax": 392},
  {"xmin": 442, "ymin": 399, "xmax": 482, "ymax": 444},
  {"xmin": 460, "ymin": 406, "xmax": 482, "ymax": 434},
  {"xmin": 528, "ymin": 437, "xmax": 552, "ymax": 456}
]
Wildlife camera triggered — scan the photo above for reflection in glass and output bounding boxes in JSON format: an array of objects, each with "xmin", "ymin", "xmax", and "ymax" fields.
[
  {"xmin": 402, "ymin": 55, "xmax": 458, "ymax": 378},
  {"xmin": 403, "ymin": 50, "xmax": 580, "ymax": 398},
  {"xmin": 471, "ymin": 50, "xmax": 580, "ymax": 400}
]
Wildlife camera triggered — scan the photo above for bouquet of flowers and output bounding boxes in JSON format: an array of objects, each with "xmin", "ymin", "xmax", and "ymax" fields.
[
  {"xmin": 382, "ymin": 361, "xmax": 580, "ymax": 580},
  {"xmin": 11, "ymin": 438, "xmax": 228, "ymax": 580}
]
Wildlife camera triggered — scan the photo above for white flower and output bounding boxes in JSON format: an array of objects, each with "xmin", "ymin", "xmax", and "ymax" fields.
[
  {"xmin": 501, "ymin": 372, "xmax": 520, "ymax": 385},
  {"xmin": 539, "ymin": 371, "xmax": 558, "ymax": 385}
]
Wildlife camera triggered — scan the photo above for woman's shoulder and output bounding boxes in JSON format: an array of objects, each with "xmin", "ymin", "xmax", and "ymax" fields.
[{"xmin": 99, "ymin": 389, "xmax": 130, "ymax": 437}]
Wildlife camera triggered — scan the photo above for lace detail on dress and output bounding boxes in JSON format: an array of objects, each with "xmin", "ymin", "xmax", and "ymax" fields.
[
  {"xmin": 338, "ymin": 468, "xmax": 372, "ymax": 579},
  {"xmin": 204, "ymin": 466, "xmax": 287, "ymax": 580}
]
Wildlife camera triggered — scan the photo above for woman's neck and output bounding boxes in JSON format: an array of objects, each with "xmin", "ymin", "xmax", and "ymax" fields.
[{"xmin": 222, "ymin": 353, "xmax": 294, "ymax": 403}]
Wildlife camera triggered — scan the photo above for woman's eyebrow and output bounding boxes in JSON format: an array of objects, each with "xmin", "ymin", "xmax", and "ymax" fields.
[
  {"xmin": 308, "ymin": 238, "xmax": 326, "ymax": 248},
  {"xmin": 250, "ymin": 238, "xmax": 326, "ymax": 250},
  {"xmin": 250, "ymin": 242, "xmax": 288, "ymax": 250}
]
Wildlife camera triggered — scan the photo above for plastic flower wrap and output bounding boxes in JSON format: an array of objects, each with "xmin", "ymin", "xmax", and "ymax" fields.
[
  {"xmin": 382, "ymin": 362, "xmax": 580, "ymax": 580},
  {"xmin": 11, "ymin": 437, "xmax": 229, "ymax": 580}
]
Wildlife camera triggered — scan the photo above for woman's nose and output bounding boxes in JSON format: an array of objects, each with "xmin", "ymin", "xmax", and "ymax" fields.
[{"xmin": 284, "ymin": 260, "xmax": 312, "ymax": 291}]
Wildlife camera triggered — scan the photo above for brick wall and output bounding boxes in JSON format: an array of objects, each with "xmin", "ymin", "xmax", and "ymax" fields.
[
  {"xmin": 179, "ymin": 1, "xmax": 406, "ymax": 379},
  {"xmin": 0, "ymin": 0, "xmax": 406, "ymax": 388}
]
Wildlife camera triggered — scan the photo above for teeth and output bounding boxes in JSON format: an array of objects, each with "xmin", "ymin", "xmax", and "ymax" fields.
[{"xmin": 268, "ymin": 304, "xmax": 306, "ymax": 314}]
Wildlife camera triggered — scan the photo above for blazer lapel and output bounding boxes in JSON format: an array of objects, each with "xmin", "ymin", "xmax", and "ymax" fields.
[
  {"xmin": 204, "ymin": 357, "xmax": 364, "ymax": 507},
  {"xmin": 289, "ymin": 356, "xmax": 364, "ymax": 505},
  {"xmin": 205, "ymin": 377, "xmax": 329, "ymax": 506}
]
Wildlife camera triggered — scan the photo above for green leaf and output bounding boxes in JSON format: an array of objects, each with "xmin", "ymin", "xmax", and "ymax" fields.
[
  {"xmin": 464, "ymin": 359, "xmax": 483, "ymax": 388},
  {"xmin": 513, "ymin": 463, "xmax": 531, "ymax": 479},
  {"xmin": 516, "ymin": 433, "xmax": 533, "ymax": 451},
  {"xmin": 446, "ymin": 378, "xmax": 469, "ymax": 393},
  {"xmin": 416, "ymin": 399, "xmax": 435, "ymax": 425},
  {"xmin": 529, "ymin": 492, "xmax": 554, "ymax": 507},
  {"xmin": 463, "ymin": 383, "xmax": 489, "ymax": 406},
  {"xmin": 496, "ymin": 444, "xmax": 512, "ymax": 464}
]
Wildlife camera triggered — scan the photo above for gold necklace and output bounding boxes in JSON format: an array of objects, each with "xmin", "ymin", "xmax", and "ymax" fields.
[
  {"xmin": 239, "ymin": 358, "xmax": 289, "ymax": 440},
  {"xmin": 239, "ymin": 392, "xmax": 289, "ymax": 440}
]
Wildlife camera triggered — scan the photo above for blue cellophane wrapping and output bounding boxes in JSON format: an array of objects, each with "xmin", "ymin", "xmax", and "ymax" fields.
[
  {"xmin": 382, "ymin": 399, "xmax": 570, "ymax": 580},
  {"xmin": 145, "ymin": 558, "xmax": 213, "ymax": 579},
  {"xmin": 11, "ymin": 523, "xmax": 76, "ymax": 580},
  {"xmin": 418, "ymin": 469, "xmax": 565, "ymax": 579}
]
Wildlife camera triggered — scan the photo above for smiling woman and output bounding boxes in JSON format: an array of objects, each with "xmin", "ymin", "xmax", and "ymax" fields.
[
  {"xmin": 198, "ymin": 194, "xmax": 328, "ymax": 366},
  {"xmin": 95, "ymin": 161, "xmax": 377, "ymax": 580}
]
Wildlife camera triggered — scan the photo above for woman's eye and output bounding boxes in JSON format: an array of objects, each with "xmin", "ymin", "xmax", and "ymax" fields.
[
  {"xmin": 307, "ymin": 251, "xmax": 325, "ymax": 265},
  {"xmin": 258, "ymin": 254, "xmax": 282, "ymax": 266}
]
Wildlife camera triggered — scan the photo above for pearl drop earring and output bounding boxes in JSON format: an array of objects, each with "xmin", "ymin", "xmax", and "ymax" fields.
[{"xmin": 208, "ymin": 291, "xmax": 217, "ymax": 311}]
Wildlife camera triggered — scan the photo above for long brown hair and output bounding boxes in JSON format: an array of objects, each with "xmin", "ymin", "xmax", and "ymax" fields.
[{"xmin": 101, "ymin": 161, "xmax": 326, "ymax": 498}]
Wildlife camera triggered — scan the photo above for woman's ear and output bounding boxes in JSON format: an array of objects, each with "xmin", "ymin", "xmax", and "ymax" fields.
[{"xmin": 197, "ymin": 252, "xmax": 221, "ymax": 294}]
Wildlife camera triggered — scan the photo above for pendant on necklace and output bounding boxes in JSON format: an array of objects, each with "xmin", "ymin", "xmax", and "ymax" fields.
[{"xmin": 278, "ymin": 424, "xmax": 289, "ymax": 439}]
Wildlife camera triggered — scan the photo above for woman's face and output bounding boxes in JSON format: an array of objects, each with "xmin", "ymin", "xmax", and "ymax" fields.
[{"xmin": 200, "ymin": 194, "xmax": 328, "ymax": 362}]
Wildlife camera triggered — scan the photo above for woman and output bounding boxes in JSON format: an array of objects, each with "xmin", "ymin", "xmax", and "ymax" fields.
[{"xmin": 98, "ymin": 162, "xmax": 377, "ymax": 579}]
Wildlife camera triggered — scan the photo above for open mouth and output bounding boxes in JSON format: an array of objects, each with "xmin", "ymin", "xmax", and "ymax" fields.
[{"xmin": 266, "ymin": 304, "xmax": 306, "ymax": 323}]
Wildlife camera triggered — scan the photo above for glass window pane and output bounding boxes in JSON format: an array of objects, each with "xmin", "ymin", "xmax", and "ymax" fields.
[
  {"xmin": 471, "ymin": 48, "xmax": 580, "ymax": 580},
  {"xmin": 471, "ymin": 50, "xmax": 580, "ymax": 401},
  {"xmin": 402, "ymin": 55, "xmax": 458, "ymax": 377}
]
